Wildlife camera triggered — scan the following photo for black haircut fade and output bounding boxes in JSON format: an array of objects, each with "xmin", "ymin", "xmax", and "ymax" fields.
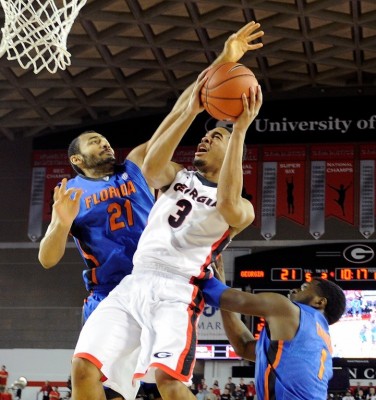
[
  {"xmin": 314, "ymin": 278, "xmax": 346, "ymax": 325},
  {"xmin": 67, "ymin": 130, "xmax": 97, "ymax": 175}
]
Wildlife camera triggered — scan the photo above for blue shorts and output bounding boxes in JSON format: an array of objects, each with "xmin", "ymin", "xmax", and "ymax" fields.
[
  {"xmin": 199, "ymin": 277, "xmax": 229, "ymax": 308},
  {"xmin": 82, "ymin": 291, "xmax": 107, "ymax": 323}
]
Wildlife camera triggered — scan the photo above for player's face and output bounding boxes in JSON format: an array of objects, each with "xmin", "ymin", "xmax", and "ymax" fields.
[
  {"xmin": 193, "ymin": 127, "xmax": 231, "ymax": 172},
  {"xmin": 78, "ymin": 132, "xmax": 116, "ymax": 168},
  {"xmin": 288, "ymin": 280, "xmax": 323, "ymax": 305}
]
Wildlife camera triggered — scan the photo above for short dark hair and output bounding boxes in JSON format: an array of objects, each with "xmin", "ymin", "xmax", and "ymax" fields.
[
  {"xmin": 67, "ymin": 130, "xmax": 96, "ymax": 175},
  {"xmin": 314, "ymin": 278, "xmax": 346, "ymax": 325}
]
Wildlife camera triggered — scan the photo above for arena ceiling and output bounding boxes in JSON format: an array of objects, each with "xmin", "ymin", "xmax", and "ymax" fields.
[{"xmin": 0, "ymin": 0, "xmax": 375, "ymax": 141}]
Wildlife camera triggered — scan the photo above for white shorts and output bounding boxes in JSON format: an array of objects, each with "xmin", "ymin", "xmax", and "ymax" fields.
[{"xmin": 73, "ymin": 266, "xmax": 205, "ymax": 400}]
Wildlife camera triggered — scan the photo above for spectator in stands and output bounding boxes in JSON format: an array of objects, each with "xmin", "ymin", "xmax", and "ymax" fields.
[
  {"xmin": 49, "ymin": 386, "xmax": 60, "ymax": 400},
  {"xmin": 205, "ymin": 388, "xmax": 218, "ymax": 400},
  {"xmin": 197, "ymin": 378, "xmax": 207, "ymax": 391},
  {"xmin": 196, "ymin": 388, "xmax": 206, "ymax": 400},
  {"xmin": 367, "ymin": 387, "xmax": 376, "ymax": 400},
  {"xmin": 233, "ymin": 384, "xmax": 244, "ymax": 400},
  {"xmin": 246, "ymin": 381, "xmax": 256, "ymax": 400},
  {"xmin": 238, "ymin": 378, "xmax": 247, "ymax": 398},
  {"xmin": 220, "ymin": 388, "xmax": 233, "ymax": 400},
  {"xmin": 190, "ymin": 383, "xmax": 198, "ymax": 396},
  {"xmin": 225, "ymin": 377, "xmax": 236, "ymax": 396},
  {"xmin": 0, "ymin": 365, "xmax": 8, "ymax": 393},
  {"xmin": 343, "ymin": 390, "xmax": 355, "ymax": 400},
  {"xmin": 212, "ymin": 383, "xmax": 221, "ymax": 399},
  {"xmin": 39, "ymin": 381, "xmax": 52, "ymax": 400},
  {"xmin": 354, "ymin": 388, "xmax": 366, "ymax": 400}
]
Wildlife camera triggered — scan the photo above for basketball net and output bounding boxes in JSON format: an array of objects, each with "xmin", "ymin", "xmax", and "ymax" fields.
[{"xmin": 0, "ymin": 0, "xmax": 87, "ymax": 74}]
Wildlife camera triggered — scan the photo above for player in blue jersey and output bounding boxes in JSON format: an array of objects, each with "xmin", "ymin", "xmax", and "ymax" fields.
[{"xmin": 206, "ymin": 258, "xmax": 346, "ymax": 400}]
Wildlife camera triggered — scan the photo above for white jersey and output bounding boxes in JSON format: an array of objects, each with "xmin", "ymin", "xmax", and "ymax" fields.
[{"xmin": 133, "ymin": 169, "xmax": 231, "ymax": 280}]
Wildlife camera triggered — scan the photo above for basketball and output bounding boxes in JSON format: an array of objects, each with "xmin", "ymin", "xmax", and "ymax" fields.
[{"xmin": 200, "ymin": 62, "xmax": 258, "ymax": 122}]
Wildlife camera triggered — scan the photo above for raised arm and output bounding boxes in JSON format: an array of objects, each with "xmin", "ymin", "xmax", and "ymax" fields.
[
  {"xmin": 141, "ymin": 71, "xmax": 207, "ymax": 189},
  {"xmin": 216, "ymin": 87, "xmax": 262, "ymax": 236},
  {"xmin": 127, "ymin": 21, "xmax": 264, "ymax": 168},
  {"xmin": 38, "ymin": 178, "xmax": 83, "ymax": 268}
]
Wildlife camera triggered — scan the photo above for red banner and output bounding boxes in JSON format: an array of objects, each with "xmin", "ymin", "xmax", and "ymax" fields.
[
  {"xmin": 32, "ymin": 150, "xmax": 73, "ymax": 222},
  {"xmin": 311, "ymin": 144, "xmax": 355, "ymax": 224},
  {"xmin": 263, "ymin": 145, "xmax": 306, "ymax": 225}
]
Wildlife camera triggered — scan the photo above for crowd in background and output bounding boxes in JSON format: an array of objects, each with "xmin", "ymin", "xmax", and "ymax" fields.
[
  {"xmin": 188, "ymin": 377, "xmax": 256, "ymax": 400},
  {"xmin": 328, "ymin": 382, "xmax": 376, "ymax": 400}
]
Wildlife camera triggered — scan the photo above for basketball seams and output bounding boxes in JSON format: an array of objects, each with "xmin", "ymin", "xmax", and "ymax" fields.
[{"xmin": 204, "ymin": 75, "xmax": 256, "ymax": 92}]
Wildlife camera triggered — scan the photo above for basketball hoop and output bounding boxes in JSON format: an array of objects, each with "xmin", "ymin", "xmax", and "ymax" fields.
[{"xmin": 0, "ymin": 0, "xmax": 87, "ymax": 74}]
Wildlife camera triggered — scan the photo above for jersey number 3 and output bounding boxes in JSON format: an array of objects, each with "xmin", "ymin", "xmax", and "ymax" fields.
[
  {"xmin": 168, "ymin": 199, "xmax": 193, "ymax": 228},
  {"xmin": 108, "ymin": 200, "xmax": 134, "ymax": 231}
]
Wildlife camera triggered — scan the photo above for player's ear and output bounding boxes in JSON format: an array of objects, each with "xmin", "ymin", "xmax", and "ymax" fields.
[
  {"xmin": 313, "ymin": 296, "xmax": 327, "ymax": 310},
  {"xmin": 70, "ymin": 154, "xmax": 83, "ymax": 166}
]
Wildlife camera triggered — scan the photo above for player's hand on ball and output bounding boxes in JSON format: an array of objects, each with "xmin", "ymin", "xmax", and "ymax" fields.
[
  {"xmin": 234, "ymin": 85, "xmax": 263, "ymax": 133},
  {"xmin": 222, "ymin": 21, "xmax": 264, "ymax": 63},
  {"xmin": 187, "ymin": 69, "xmax": 208, "ymax": 116}
]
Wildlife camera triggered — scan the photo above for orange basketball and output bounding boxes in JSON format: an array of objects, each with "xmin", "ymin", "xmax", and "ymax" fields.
[{"xmin": 200, "ymin": 62, "xmax": 258, "ymax": 122}]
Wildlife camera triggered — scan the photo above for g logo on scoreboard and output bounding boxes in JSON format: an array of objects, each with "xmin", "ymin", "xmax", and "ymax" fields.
[{"xmin": 343, "ymin": 244, "xmax": 374, "ymax": 264}]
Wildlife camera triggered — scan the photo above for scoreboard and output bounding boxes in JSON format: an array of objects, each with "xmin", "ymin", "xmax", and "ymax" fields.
[
  {"xmin": 234, "ymin": 242, "xmax": 376, "ymax": 340},
  {"xmin": 234, "ymin": 243, "xmax": 376, "ymax": 290}
]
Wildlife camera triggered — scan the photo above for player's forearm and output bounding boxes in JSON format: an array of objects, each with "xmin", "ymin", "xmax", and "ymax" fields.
[
  {"xmin": 216, "ymin": 132, "xmax": 249, "ymax": 225},
  {"xmin": 220, "ymin": 309, "xmax": 256, "ymax": 361},
  {"xmin": 142, "ymin": 110, "xmax": 196, "ymax": 186},
  {"xmin": 38, "ymin": 223, "xmax": 70, "ymax": 268}
]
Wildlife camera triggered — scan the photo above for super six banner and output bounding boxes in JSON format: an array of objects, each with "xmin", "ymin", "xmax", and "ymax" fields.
[{"xmin": 30, "ymin": 142, "xmax": 376, "ymax": 241}]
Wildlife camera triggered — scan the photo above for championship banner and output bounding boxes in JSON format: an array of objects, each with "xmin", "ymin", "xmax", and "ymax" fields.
[
  {"xmin": 243, "ymin": 146, "xmax": 259, "ymax": 226},
  {"xmin": 359, "ymin": 144, "xmax": 376, "ymax": 239},
  {"xmin": 28, "ymin": 150, "xmax": 73, "ymax": 241},
  {"xmin": 324, "ymin": 144, "xmax": 354, "ymax": 224},
  {"xmin": 260, "ymin": 146, "xmax": 306, "ymax": 239},
  {"xmin": 273, "ymin": 145, "xmax": 306, "ymax": 225},
  {"xmin": 311, "ymin": 144, "xmax": 355, "ymax": 225}
]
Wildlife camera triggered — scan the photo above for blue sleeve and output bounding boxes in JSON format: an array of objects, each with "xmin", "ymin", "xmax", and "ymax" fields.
[{"xmin": 199, "ymin": 277, "xmax": 230, "ymax": 308}]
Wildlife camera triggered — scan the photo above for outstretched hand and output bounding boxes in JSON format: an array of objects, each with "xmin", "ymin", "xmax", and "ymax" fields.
[
  {"xmin": 52, "ymin": 178, "xmax": 83, "ymax": 227},
  {"xmin": 222, "ymin": 21, "xmax": 264, "ymax": 63}
]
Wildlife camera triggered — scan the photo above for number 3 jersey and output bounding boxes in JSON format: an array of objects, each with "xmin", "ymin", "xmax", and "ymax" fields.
[
  {"xmin": 66, "ymin": 160, "xmax": 154, "ymax": 293},
  {"xmin": 132, "ymin": 169, "xmax": 231, "ymax": 281}
]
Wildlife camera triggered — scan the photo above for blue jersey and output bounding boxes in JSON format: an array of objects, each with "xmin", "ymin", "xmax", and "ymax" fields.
[
  {"xmin": 66, "ymin": 160, "xmax": 154, "ymax": 295},
  {"xmin": 256, "ymin": 303, "xmax": 333, "ymax": 400}
]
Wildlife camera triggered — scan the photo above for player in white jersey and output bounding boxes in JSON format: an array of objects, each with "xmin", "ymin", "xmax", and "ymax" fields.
[
  {"xmin": 132, "ymin": 169, "xmax": 231, "ymax": 279},
  {"xmin": 71, "ymin": 21, "xmax": 264, "ymax": 400}
]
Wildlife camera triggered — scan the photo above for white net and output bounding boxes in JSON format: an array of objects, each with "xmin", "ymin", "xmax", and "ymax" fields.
[{"xmin": 0, "ymin": 0, "xmax": 87, "ymax": 74}]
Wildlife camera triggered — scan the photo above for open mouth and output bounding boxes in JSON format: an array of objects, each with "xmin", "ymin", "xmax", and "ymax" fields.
[{"xmin": 196, "ymin": 144, "xmax": 208, "ymax": 154}]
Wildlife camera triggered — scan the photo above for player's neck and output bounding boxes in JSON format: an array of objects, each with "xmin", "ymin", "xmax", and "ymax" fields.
[
  {"xmin": 196, "ymin": 170, "xmax": 219, "ymax": 184},
  {"xmin": 83, "ymin": 165, "xmax": 115, "ymax": 179}
]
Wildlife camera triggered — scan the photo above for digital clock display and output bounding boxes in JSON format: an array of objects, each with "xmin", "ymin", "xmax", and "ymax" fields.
[
  {"xmin": 335, "ymin": 267, "xmax": 376, "ymax": 281},
  {"xmin": 234, "ymin": 243, "xmax": 376, "ymax": 290}
]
